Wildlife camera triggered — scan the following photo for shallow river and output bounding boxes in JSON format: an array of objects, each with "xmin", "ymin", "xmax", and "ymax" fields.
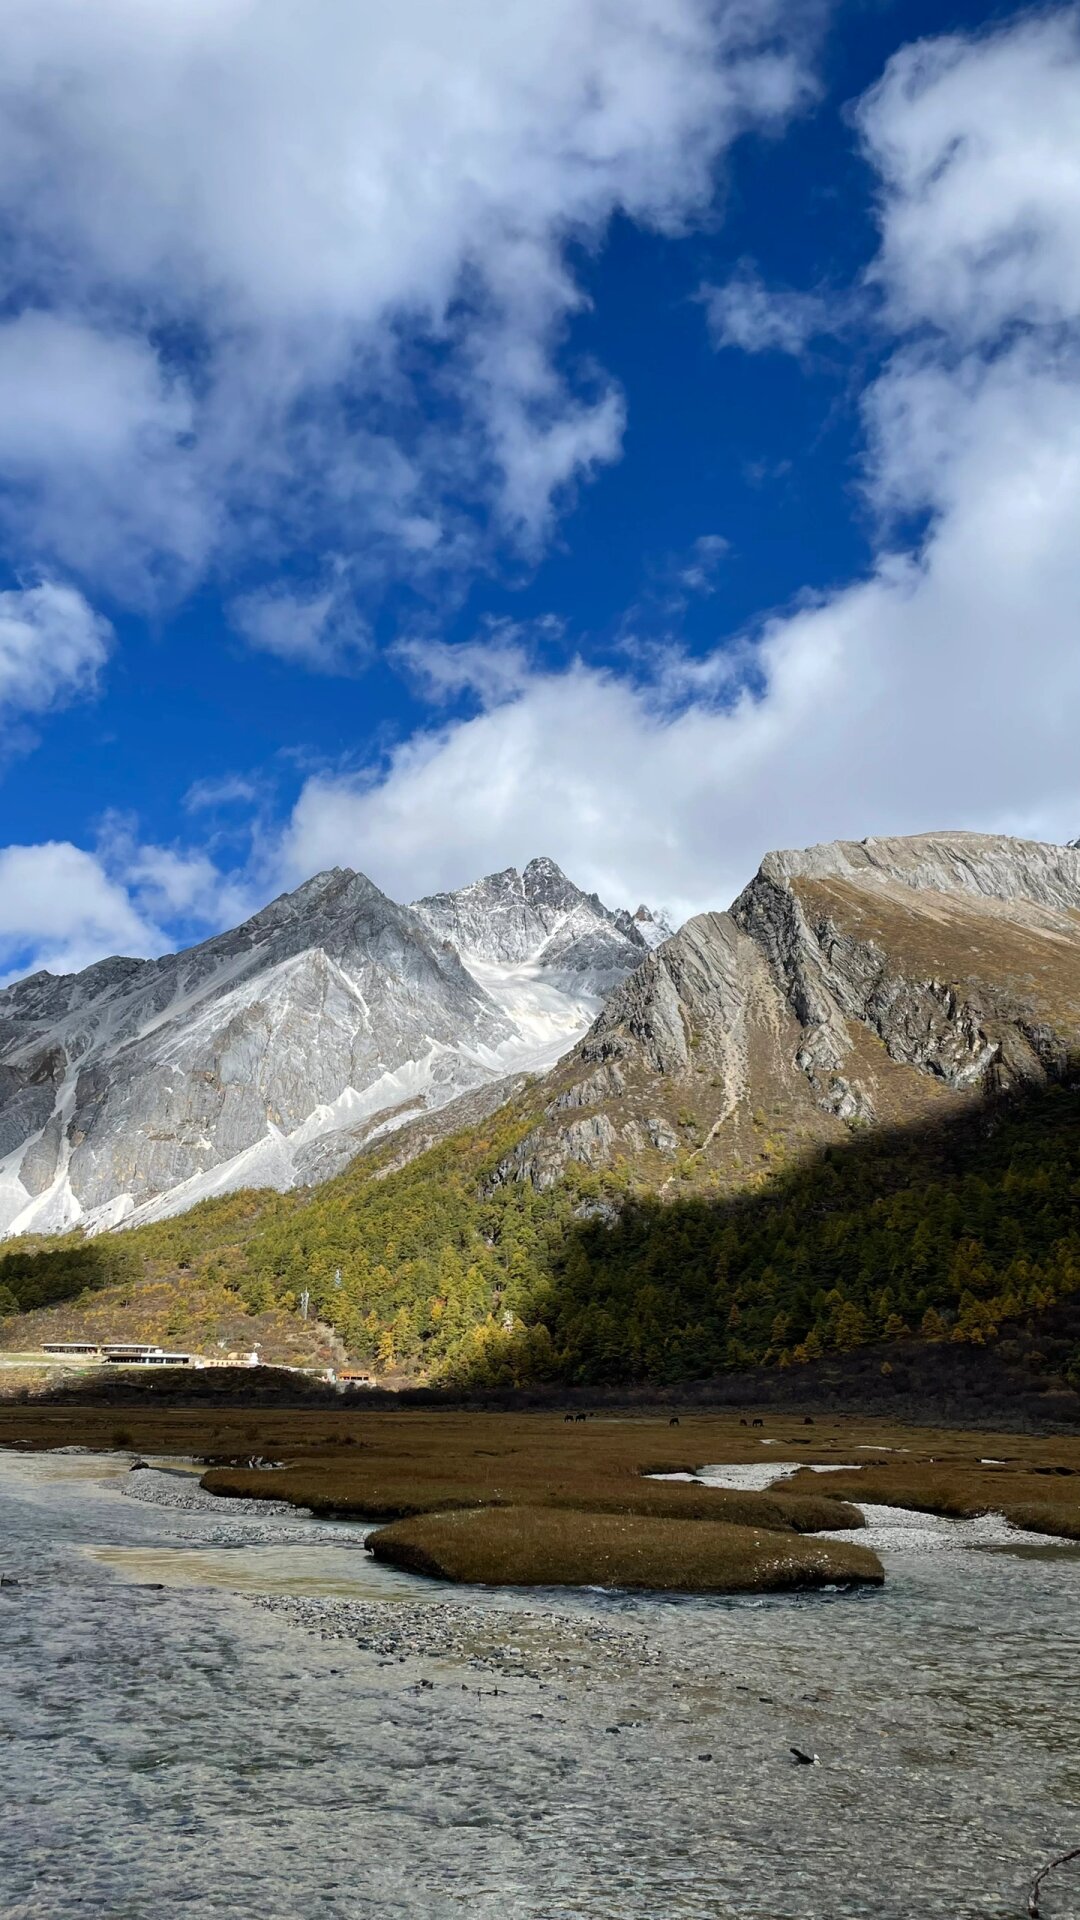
[{"xmin": 1, "ymin": 1449, "xmax": 1078, "ymax": 1920}]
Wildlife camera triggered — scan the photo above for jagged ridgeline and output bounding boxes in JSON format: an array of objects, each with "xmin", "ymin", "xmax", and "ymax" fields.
[
  {"xmin": 0, "ymin": 856, "xmax": 660, "ymax": 1237},
  {"xmin": 2, "ymin": 832, "xmax": 1080, "ymax": 1389}
]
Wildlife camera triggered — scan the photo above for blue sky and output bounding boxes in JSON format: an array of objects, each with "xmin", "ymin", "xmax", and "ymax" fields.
[{"xmin": 0, "ymin": 0, "xmax": 1079, "ymax": 977}]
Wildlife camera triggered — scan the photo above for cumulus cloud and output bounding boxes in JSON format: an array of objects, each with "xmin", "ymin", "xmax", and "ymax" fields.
[
  {"xmin": 0, "ymin": 314, "xmax": 206, "ymax": 598},
  {"xmin": 274, "ymin": 10, "xmax": 1080, "ymax": 922},
  {"xmin": 857, "ymin": 8, "xmax": 1080, "ymax": 341},
  {"xmin": 0, "ymin": 0, "xmax": 817, "ymax": 606},
  {"xmin": 0, "ymin": 581, "xmax": 112, "ymax": 721},
  {"xmin": 0, "ymin": 842, "xmax": 159, "ymax": 981},
  {"xmin": 0, "ymin": 819, "xmax": 259, "ymax": 985}
]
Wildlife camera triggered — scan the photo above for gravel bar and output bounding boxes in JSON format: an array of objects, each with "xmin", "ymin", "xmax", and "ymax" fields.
[
  {"xmin": 120, "ymin": 1466, "xmax": 299, "ymax": 1517},
  {"xmin": 252, "ymin": 1591, "xmax": 678, "ymax": 1681}
]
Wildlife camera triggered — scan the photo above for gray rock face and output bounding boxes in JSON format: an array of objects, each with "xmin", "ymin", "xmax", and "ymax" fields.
[
  {"xmin": 733, "ymin": 833, "xmax": 1080, "ymax": 1099},
  {"xmin": 495, "ymin": 831, "xmax": 1080, "ymax": 1189},
  {"xmin": 414, "ymin": 855, "xmax": 648, "ymax": 989},
  {"xmin": 627, "ymin": 903, "xmax": 673, "ymax": 951},
  {"xmin": 760, "ymin": 831, "xmax": 1080, "ymax": 911},
  {"xmin": 0, "ymin": 859, "xmax": 649, "ymax": 1238}
]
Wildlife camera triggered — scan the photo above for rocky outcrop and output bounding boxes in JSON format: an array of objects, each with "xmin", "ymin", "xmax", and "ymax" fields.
[
  {"xmin": 759, "ymin": 831, "xmax": 1080, "ymax": 910},
  {"xmin": 732, "ymin": 834, "xmax": 1080, "ymax": 1101},
  {"xmin": 495, "ymin": 832, "xmax": 1080, "ymax": 1190}
]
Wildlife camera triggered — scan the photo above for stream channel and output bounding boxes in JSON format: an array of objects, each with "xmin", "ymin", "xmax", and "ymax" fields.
[{"xmin": 1, "ymin": 1447, "xmax": 1078, "ymax": 1919}]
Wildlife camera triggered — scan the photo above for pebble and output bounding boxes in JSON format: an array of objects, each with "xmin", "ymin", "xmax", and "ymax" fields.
[
  {"xmin": 252, "ymin": 1591, "xmax": 681, "ymax": 1683},
  {"xmin": 119, "ymin": 1467, "xmax": 298, "ymax": 1518}
]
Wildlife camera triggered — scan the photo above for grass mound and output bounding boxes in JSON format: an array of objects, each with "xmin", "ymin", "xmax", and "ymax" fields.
[
  {"xmin": 366, "ymin": 1505, "xmax": 884, "ymax": 1594},
  {"xmin": 198, "ymin": 1458, "xmax": 862, "ymax": 1532},
  {"xmin": 780, "ymin": 1462, "xmax": 1080, "ymax": 1541}
]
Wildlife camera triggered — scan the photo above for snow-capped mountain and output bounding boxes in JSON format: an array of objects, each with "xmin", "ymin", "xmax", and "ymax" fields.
[
  {"xmin": 629, "ymin": 903, "xmax": 673, "ymax": 951},
  {"xmin": 413, "ymin": 855, "xmax": 651, "ymax": 1068},
  {"xmin": 0, "ymin": 858, "xmax": 655, "ymax": 1237}
]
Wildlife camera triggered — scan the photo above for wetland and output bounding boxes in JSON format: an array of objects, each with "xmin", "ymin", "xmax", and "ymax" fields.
[{"xmin": 2, "ymin": 1408, "xmax": 1080, "ymax": 1915}]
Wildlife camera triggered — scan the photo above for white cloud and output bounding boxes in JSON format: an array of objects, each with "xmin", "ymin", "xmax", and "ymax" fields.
[
  {"xmin": 0, "ymin": 820, "xmax": 259, "ymax": 985},
  {"xmin": 393, "ymin": 630, "xmax": 538, "ymax": 705},
  {"xmin": 275, "ymin": 11, "xmax": 1080, "ymax": 922},
  {"xmin": 95, "ymin": 813, "xmax": 258, "ymax": 933},
  {"xmin": 230, "ymin": 578, "xmax": 370, "ymax": 674},
  {"xmin": 0, "ymin": 0, "xmax": 817, "ymax": 604},
  {"xmin": 857, "ymin": 9, "xmax": 1080, "ymax": 341},
  {"xmin": 701, "ymin": 264, "xmax": 832, "ymax": 355},
  {"xmin": 0, "ymin": 842, "xmax": 159, "ymax": 981},
  {"xmin": 184, "ymin": 774, "xmax": 262, "ymax": 813},
  {"xmin": 0, "ymin": 581, "xmax": 112, "ymax": 720},
  {"xmin": 677, "ymin": 533, "xmax": 730, "ymax": 593},
  {"xmin": 0, "ymin": 314, "xmax": 208, "ymax": 598}
]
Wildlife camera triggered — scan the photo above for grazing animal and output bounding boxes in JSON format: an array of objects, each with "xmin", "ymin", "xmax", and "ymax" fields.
[
  {"xmin": 804, "ymin": 1416, "xmax": 814, "ymax": 1426},
  {"xmin": 669, "ymin": 1416, "xmax": 680, "ymax": 1427},
  {"xmin": 739, "ymin": 1418, "xmax": 747, "ymax": 1428},
  {"xmin": 752, "ymin": 1417, "xmax": 764, "ymax": 1428},
  {"xmin": 575, "ymin": 1412, "xmax": 587, "ymax": 1423},
  {"xmin": 564, "ymin": 1414, "xmax": 574, "ymax": 1423},
  {"xmin": 790, "ymin": 1746, "xmax": 818, "ymax": 1766}
]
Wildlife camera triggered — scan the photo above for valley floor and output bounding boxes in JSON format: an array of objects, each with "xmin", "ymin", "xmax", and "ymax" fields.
[{"xmin": 2, "ymin": 1430, "xmax": 1080, "ymax": 1917}]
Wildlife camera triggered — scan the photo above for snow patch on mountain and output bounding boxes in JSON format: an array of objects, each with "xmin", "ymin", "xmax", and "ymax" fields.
[
  {"xmin": 0, "ymin": 855, "xmax": 656, "ymax": 1236},
  {"xmin": 412, "ymin": 855, "xmax": 653, "ymax": 1060}
]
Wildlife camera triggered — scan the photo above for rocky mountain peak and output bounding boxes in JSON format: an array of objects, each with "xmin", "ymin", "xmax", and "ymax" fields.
[
  {"xmin": 520, "ymin": 855, "xmax": 581, "ymax": 910},
  {"xmin": 495, "ymin": 829, "xmax": 1080, "ymax": 1196},
  {"xmin": 630, "ymin": 903, "xmax": 673, "ymax": 950},
  {"xmin": 412, "ymin": 858, "xmax": 650, "ymax": 977},
  {"xmin": 0, "ymin": 851, "xmax": 654, "ymax": 1241},
  {"xmin": 755, "ymin": 831, "xmax": 1080, "ymax": 914}
]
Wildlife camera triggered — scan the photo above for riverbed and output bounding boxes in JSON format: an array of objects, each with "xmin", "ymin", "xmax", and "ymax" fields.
[{"xmin": 1, "ymin": 1448, "xmax": 1078, "ymax": 1919}]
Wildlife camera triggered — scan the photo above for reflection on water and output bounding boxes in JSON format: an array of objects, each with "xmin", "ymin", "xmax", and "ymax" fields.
[
  {"xmin": 2, "ymin": 1447, "xmax": 1079, "ymax": 1920},
  {"xmin": 86, "ymin": 1541, "xmax": 431, "ymax": 1599}
]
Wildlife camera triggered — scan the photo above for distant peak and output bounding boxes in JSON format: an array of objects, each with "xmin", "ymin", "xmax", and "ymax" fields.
[
  {"xmin": 629, "ymin": 902, "xmax": 673, "ymax": 949},
  {"xmin": 521, "ymin": 856, "xmax": 581, "ymax": 909}
]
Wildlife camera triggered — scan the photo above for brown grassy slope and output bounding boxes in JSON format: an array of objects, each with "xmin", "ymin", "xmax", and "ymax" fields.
[
  {"xmin": 0, "ymin": 1271, "xmax": 340, "ymax": 1368},
  {"xmin": 366, "ymin": 1505, "xmax": 884, "ymax": 1592},
  {"xmin": 795, "ymin": 875, "xmax": 1080, "ymax": 1038},
  {"xmin": 511, "ymin": 864, "xmax": 1080, "ymax": 1200}
]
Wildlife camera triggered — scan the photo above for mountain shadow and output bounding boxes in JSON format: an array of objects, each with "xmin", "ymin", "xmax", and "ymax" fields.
[{"xmin": 443, "ymin": 1074, "xmax": 1080, "ymax": 1426}]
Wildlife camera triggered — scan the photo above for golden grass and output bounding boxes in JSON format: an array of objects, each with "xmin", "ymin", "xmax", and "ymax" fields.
[
  {"xmin": 366, "ymin": 1504, "xmax": 884, "ymax": 1593},
  {"xmin": 781, "ymin": 1461, "xmax": 1080, "ymax": 1541},
  {"xmin": 198, "ymin": 1458, "xmax": 862, "ymax": 1531},
  {"xmin": 3, "ymin": 1403, "xmax": 1079, "ymax": 1567}
]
